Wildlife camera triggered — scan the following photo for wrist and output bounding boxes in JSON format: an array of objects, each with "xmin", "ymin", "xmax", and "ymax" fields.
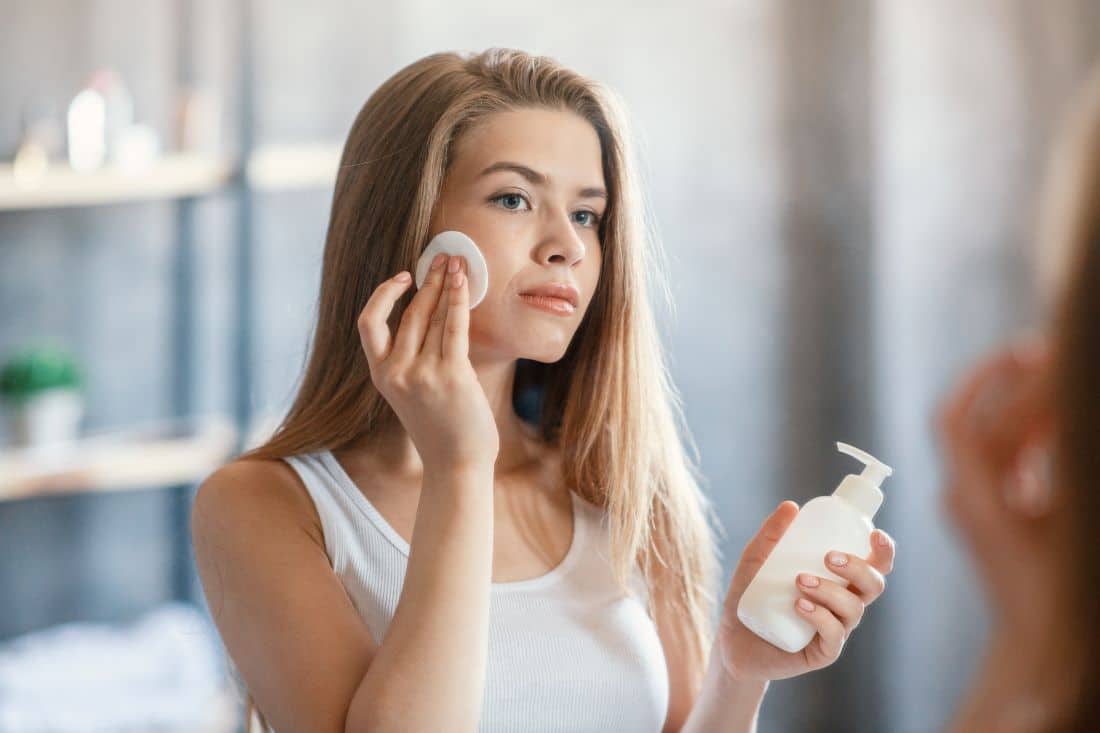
[
  {"xmin": 421, "ymin": 462, "xmax": 495, "ymax": 498},
  {"xmin": 423, "ymin": 460, "xmax": 495, "ymax": 480},
  {"xmin": 709, "ymin": 649, "xmax": 769, "ymax": 703},
  {"xmin": 680, "ymin": 643, "xmax": 768, "ymax": 733}
]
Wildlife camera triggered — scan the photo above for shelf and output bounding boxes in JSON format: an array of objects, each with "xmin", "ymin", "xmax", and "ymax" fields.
[
  {"xmin": 246, "ymin": 141, "xmax": 342, "ymax": 190},
  {"xmin": 0, "ymin": 414, "xmax": 238, "ymax": 502},
  {"xmin": 0, "ymin": 153, "xmax": 234, "ymax": 211},
  {"xmin": 0, "ymin": 142, "xmax": 343, "ymax": 211}
]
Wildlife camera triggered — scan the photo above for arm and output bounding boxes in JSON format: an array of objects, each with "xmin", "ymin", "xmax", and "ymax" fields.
[
  {"xmin": 679, "ymin": 646, "xmax": 768, "ymax": 733},
  {"xmin": 346, "ymin": 462, "xmax": 494, "ymax": 732},
  {"xmin": 191, "ymin": 459, "xmax": 494, "ymax": 733},
  {"xmin": 653, "ymin": 565, "xmax": 767, "ymax": 733},
  {"xmin": 662, "ymin": 502, "xmax": 895, "ymax": 733}
]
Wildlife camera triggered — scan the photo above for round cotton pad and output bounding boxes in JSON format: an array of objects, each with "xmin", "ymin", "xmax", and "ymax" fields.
[{"xmin": 414, "ymin": 230, "xmax": 489, "ymax": 309}]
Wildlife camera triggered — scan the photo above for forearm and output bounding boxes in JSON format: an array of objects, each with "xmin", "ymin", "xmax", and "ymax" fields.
[
  {"xmin": 680, "ymin": 643, "xmax": 769, "ymax": 733},
  {"xmin": 346, "ymin": 463, "xmax": 494, "ymax": 732}
]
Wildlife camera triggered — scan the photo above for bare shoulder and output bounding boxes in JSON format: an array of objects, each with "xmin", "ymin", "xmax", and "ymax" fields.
[
  {"xmin": 191, "ymin": 456, "xmax": 374, "ymax": 732},
  {"xmin": 192, "ymin": 456, "xmax": 324, "ymax": 548}
]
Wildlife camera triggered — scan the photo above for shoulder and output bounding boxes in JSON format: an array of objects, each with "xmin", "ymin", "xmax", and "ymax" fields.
[
  {"xmin": 190, "ymin": 454, "xmax": 377, "ymax": 732},
  {"xmin": 192, "ymin": 455, "xmax": 324, "ymax": 548}
]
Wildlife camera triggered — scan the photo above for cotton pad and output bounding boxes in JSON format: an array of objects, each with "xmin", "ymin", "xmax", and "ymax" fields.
[{"xmin": 414, "ymin": 230, "xmax": 489, "ymax": 309}]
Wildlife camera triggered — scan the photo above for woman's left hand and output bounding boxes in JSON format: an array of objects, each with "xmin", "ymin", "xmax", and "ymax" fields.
[{"xmin": 715, "ymin": 501, "xmax": 896, "ymax": 682}]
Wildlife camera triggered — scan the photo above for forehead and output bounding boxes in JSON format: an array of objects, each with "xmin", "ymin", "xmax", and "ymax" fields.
[{"xmin": 448, "ymin": 107, "xmax": 604, "ymax": 187}]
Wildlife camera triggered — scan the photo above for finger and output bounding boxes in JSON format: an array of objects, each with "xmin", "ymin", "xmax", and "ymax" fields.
[
  {"xmin": 981, "ymin": 367, "xmax": 1054, "ymax": 458},
  {"xmin": 357, "ymin": 271, "xmax": 414, "ymax": 369},
  {"xmin": 1004, "ymin": 444, "xmax": 1055, "ymax": 517},
  {"xmin": 795, "ymin": 574, "xmax": 865, "ymax": 633},
  {"xmin": 441, "ymin": 257, "xmax": 470, "ymax": 362},
  {"xmin": 423, "ymin": 255, "xmax": 461, "ymax": 357},
  {"xmin": 822, "ymin": 549, "xmax": 887, "ymax": 604},
  {"xmin": 391, "ymin": 252, "xmax": 449, "ymax": 364},
  {"xmin": 795, "ymin": 597, "xmax": 846, "ymax": 665},
  {"xmin": 936, "ymin": 348, "xmax": 1019, "ymax": 447},
  {"xmin": 941, "ymin": 335, "xmax": 1051, "ymax": 448},
  {"xmin": 868, "ymin": 528, "xmax": 896, "ymax": 576},
  {"xmin": 727, "ymin": 501, "xmax": 799, "ymax": 603},
  {"xmin": 960, "ymin": 370, "xmax": 1052, "ymax": 488}
]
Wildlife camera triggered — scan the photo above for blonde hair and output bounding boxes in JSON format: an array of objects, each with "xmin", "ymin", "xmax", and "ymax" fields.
[{"xmin": 234, "ymin": 47, "xmax": 722, "ymax": 730}]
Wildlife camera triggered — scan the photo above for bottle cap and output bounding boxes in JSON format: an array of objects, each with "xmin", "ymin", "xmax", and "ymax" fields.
[{"xmin": 833, "ymin": 442, "xmax": 893, "ymax": 518}]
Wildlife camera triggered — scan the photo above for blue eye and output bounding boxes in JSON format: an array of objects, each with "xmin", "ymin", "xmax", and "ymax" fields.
[
  {"xmin": 491, "ymin": 193, "xmax": 529, "ymax": 211},
  {"xmin": 489, "ymin": 192, "xmax": 602, "ymax": 228},
  {"xmin": 574, "ymin": 211, "xmax": 600, "ymax": 227}
]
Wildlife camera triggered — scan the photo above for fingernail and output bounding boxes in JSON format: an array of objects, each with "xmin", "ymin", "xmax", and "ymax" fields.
[
  {"xmin": 448, "ymin": 255, "xmax": 460, "ymax": 273},
  {"xmin": 828, "ymin": 552, "xmax": 848, "ymax": 567},
  {"xmin": 394, "ymin": 271, "xmax": 411, "ymax": 283},
  {"xmin": 432, "ymin": 253, "xmax": 446, "ymax": 269},
  {"xmin": 798, "ymin": 573, "xmax": 820, "ymax": 587},
  {"xmin": 875, "ymin": 530, "xmax": 890, "ymax": 548},
  {"xmin": 797, "ymin": 598, "xmax": 815, "ymax": 612}
]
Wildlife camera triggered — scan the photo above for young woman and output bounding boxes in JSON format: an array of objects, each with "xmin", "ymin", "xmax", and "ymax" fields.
[
  {"xmin": 191, "ymin": 48, "xmax": 896, "ymax": 733},
  {"xmin": 936, "ymin": 63, "xmax": 1100, "ymax": 733}
]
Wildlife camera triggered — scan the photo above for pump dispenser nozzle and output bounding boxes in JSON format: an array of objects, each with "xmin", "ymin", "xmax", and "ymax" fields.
[{"xmin": 833, "ymin": 442, "xmax": 893, "ymax": 518}]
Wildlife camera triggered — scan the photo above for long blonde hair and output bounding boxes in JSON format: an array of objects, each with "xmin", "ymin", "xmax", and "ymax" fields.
[{"xmin": 235, "ymin": 47, "xmax": 722, "ymax": 730}]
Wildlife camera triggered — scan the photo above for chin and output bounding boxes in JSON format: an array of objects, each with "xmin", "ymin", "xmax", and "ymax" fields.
[
  {"xmin": 467, "ymin": 329, "xmax": 572, "ymax": 364},
  {"xmin": 521, "ymin": 347, "xmax": 570, "ymax": 364},
  {"xmin": 507, "ymin": 332, "xmax": 571, "ymax": 363}
]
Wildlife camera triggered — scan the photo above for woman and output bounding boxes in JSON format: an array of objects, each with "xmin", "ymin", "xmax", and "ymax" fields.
[
  {"xmin": 191, "ymin": 48, "xmax": 896, "ymax": 732},
  {"xmin": 936, "ymin": 63, "xmax": 1100, "ymax": 733}
]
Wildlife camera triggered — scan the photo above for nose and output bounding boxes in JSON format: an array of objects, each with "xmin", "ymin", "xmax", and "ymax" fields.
[{"xmin": 535, "ymin": 208, "xmax": 587, "ymax": 267}]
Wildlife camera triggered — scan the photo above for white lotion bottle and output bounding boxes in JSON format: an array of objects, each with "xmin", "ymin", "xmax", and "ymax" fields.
[{"xmin": 736, "ymin": 442, "xmax": 893, "ymax": 653}]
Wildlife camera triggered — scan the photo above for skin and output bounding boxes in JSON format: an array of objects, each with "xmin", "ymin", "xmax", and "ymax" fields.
[
  {"xmin": 356, "ymin": 106, "xmax": 898, "ymax": 728},
  {"xmin": 936, "ymin": 334, "xmax": 1082, "ymax": 732},
  {"xmin": 338, "ymin": 106, "xmax": 608, "ymax": 586},
  {"xmin": 194, "ymin": 106, "xmax": 898, "ymax": 733}
]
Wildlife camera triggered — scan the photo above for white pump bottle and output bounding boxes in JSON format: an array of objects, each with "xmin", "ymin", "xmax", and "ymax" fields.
[{"xmin": 736, "ymin": 442, "xmax": 893, "ymax": 653}]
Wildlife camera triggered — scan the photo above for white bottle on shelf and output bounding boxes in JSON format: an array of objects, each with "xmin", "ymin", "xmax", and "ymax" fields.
[{"xmin": 736, "ymin": 442, "xmax": 893, "ymax": 653}]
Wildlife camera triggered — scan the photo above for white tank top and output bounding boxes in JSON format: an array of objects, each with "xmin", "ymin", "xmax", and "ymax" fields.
[{"xmin": 244, "ymin": 449, "xmax": 669, "ymax": 732}]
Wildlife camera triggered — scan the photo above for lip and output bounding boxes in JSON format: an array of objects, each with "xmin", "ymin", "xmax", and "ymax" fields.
[
  {"xmin": 520, "ymin": 293, "xmax": 576, "ymax": 316},
  {"xmin": 518, "ymin": 282, "xmax": 580, "ymax": 308}
]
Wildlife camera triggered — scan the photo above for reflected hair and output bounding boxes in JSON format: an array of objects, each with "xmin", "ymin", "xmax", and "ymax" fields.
[{"xmin": 1035, "ymin": 60, "xmax": 1100, "ymax": 732}]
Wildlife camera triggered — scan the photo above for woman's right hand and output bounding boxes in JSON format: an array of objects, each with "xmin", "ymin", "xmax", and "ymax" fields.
[
  {"xmin": 934, "ymin": 334, "xmax": 1056, "ymax": 621},
  {"xmin": 357, "ymin": 253, "xmax": 500, "ymax": 473}
]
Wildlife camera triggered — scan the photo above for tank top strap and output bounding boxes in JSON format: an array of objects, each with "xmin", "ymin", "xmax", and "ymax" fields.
[
  {"xmin": 280, "ymin": 452, "xmax": 348, "ymax": 570},
  {"xmin": 281, "ymin": 450, "xmax": 409, "ymax": 574}
]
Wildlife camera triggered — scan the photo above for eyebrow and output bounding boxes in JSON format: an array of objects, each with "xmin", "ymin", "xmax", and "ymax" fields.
[{"xmin": 478, "ymin": 161, "xmax": 607, "ymax": 200}]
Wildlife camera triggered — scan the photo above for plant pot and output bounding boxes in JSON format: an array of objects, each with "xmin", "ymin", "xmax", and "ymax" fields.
[{"xmin": 4, "ymin": 387, "xmax": 85, "ymax": 450}]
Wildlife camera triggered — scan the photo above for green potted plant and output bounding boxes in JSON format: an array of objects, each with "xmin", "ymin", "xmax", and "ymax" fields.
[{"xmin": 0, "ymin": 343, "xmax": 85, "ymax": 450}]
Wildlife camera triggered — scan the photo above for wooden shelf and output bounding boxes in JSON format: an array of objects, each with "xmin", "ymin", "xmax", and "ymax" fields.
[
  {"xmin": 0, "ymin": 153, "xmax": 234, "ymax": 211},
  {"xmin": 247, "ymin": 141, "xmax": 342, "ymax": 190},
  {"xmin": 0, "ymin": 414, "xmax": 238, "ymax": 502}
]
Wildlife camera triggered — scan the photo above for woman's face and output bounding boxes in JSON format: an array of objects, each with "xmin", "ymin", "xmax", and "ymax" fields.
[{"xmin": 427, "ymin": 107, "xmax": 606, "ymax": 364}]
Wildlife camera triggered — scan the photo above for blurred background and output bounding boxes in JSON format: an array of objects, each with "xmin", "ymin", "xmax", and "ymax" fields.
[{"xmin": 2, "ymin": 1, "xmax": 1098, "ymax": 731}]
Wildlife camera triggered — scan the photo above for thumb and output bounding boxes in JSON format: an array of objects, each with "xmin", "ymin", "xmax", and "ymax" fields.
[{"xmin": 725, "ymin": 500, "xmax": 800, "ymax": 608}]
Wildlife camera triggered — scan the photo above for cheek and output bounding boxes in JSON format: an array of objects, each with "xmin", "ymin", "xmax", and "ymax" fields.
[
  {"xmin": 580, "ymin": 255, "xmax": 602, "ymax": 306},
  {"xmin": 479, "ymin": 248, "xmax": 525, "ymax": 298}
]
